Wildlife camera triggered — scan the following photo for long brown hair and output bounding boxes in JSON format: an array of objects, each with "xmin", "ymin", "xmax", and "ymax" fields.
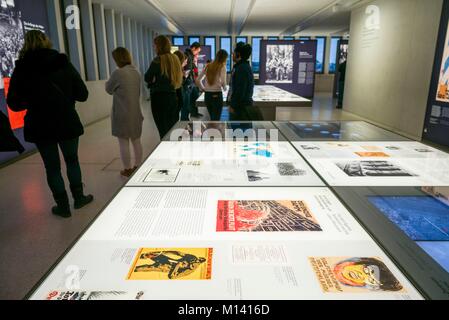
[
  {"xmin": 112, "ymin": 47, "xmax": 132, "ymax": 68},
  {"xmin": 206, "ymin": 50, "xmax": 228, "ymax": 85},
  {"xmin": 173, "ymin": 50, "xmax": 186, "ymax": 65},
  {"xmin": 154, "ymin": 35, "xmax": 182, "ymax": 89},
  {"xmin": 19, "ymin": 30, "xmax": 52, "ymax": 59}
]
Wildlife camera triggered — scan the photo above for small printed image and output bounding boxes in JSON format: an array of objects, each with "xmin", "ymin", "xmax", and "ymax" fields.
[
  {"xmin": 414, "ymin": 148, "xmax": 433, "ymax": 153},
  {"xmin": 238, "ymin": 143, "xmax": 273, "ymax": 158},
  {"xmin": 143, "ymin": 168, "xmax": 180, "ymax": 183},
  {"xmin": 309, "ymin": 257, "xmax": 405, "ymax": 293},
  {"xmin": 217, "ymin": 200, "xmax": 322, "ymax": 232},
  {"xmin": 336, "ymin": 161, "xmax": 415, "ymax": 177},
  {"xmin": 176, "ymin": 160, "xmax": 203, "ymax": 166},
  {"xmin": 127, "ymin": 248, "xmax": 213, "ymax": 280},
  {"xmin": 276, "ymin": 163, "xmax": 306, "ymax": 176},
  {"xmin": 300, "ymin": 145, "xmax": 320, "ymax": 150},
  {"xmin": 385, "ymin": 146, "xmax": 401, "ymax": 151},
  {"xmin": 355, "ymin": 152, "xmax": 390, "ymax": 158},
  {"xmin": 46, "ymin": 291, "xmax": 145, "ymax": 300},
  {"xmin": 247, "ymin": 170, "xmax": 270, "ymax": 182}
]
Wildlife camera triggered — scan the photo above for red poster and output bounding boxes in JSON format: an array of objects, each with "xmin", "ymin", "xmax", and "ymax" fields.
[
  {"xmin": 3, "ymin": 78, "xmax": 26, "ymax": 130},
  {"xmin": 216, "ymin": 200, "xmax": 322, "ymax": 232}
]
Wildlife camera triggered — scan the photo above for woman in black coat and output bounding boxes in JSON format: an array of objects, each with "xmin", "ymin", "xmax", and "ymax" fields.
[{"xmin": 7, "ymin": 30, "xmax": 93, "ymax": 218}]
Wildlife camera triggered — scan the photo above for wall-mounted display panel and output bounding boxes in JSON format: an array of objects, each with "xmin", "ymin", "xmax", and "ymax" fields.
[
  {"xmin": 275, "ymin": 121, "xmax": 410, "ymax": 142},
  {"xmin": 127, "ymin": 141, "xmax": 324, "ymax": 187},
  {"xmin": 259, "ymin": 40, "xmax": 317, "ymax": 98},
  {"xmin": 423, "ymin": 0, "xmax": 449, "ymax": 147},
  {"xmin": 0, "ymin": 0, "xmax": 50, "ymax": 165},
  {"xmin": 334, "ymin": 187, "xmax": 449, "ymax": 299}
]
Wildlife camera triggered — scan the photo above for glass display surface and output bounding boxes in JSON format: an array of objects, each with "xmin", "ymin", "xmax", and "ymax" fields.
[
  {"xmin": 417, "ymin": 242, "xmax": 449, "ymax": 273},
  {"xmin": 275, "ymin": 121, "xmax": 410, "ymax": 141},
  {"xmin": 368, "ymin": 191, "xmax": 449, "ymax": 273},
  {"xmin": 30, "ymin": 187, "xmax": 422, "ymax": 300},
  {"xmin": 127, "ymin": 142, "xmax": 324, "ymax": 187}
]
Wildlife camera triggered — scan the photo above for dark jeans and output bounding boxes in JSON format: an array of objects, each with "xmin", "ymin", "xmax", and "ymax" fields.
[
  {"xmin": 205, "ymin": 92, "xmax": 223, "ymax": 121},
  {"xmin": 190, "ymin": 86, "xmax": 200, "ymax": 116},
  {"xmin": 337, "ymin": 80, "xmax": 345, "ymax": 107},
  {"xmin": 230, "ymin": 105, "xmax": 264, "ymax": 121},
  {"xmin": 36, "ymin": 138, "xmax": 82, "ymax": 198},
  {"xmin": 151, "ymin": 91, "xmax": 177, "ymax": 139},
  {"xmin": 181, "ymin": 86, "xmax": 191, "ymax": 121}
]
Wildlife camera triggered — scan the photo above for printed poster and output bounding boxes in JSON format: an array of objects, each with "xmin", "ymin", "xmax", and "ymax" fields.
[
  {"xmin": 46, "ymin": 290, "xmax": 145, "ymax": 300},
  {"xmin": 437, "ymin": 22, "xmax": 449, "ymax": 102},
  {"xmin": 127, "ymin": 248, "xmax": 213, "ymax": 280},
  {"xmin": 216, "ymin": 200, "xmax": 322, "ymax": 232},
  {"xmin": 309, "ymin": 257, "xmax": 406, "ymax": 293}
]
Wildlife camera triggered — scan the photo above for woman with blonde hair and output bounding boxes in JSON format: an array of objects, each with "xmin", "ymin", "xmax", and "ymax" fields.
[
  {"xmin": 196, "ymin": 49, "xmax": 228, "ymax": 120},
  {"xmin": 7, "ymin": 30, "xmax": 93, "ymax": 218},
  {"xmin": 145, "ymin": 35, "xmax": 183, "ymax": 138},
  {"xmin": 106, "ymin": 47, "xmax": 144, "ymax": 177}
]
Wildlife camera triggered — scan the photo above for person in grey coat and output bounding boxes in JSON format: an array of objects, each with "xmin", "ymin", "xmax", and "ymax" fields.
[{"xmin": 106, "ymin": 47, "xmax": 144, "ymax": 177}]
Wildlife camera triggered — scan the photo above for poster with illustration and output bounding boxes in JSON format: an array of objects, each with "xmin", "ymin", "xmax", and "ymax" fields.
[
  {"xmin": 437, "ymin": 22, "xmax": 449, "ymax": 102},
  {"xmin": 216, "ymin": 200, "xmax": 322, "ymax": 232},
  {"xmin": 127, "ymin": 248, "xmax": 213, "ymax": 280},
  {"xmin": 46, "ymin": 290, "xmax": 145, "ymax": 300},
  {"xmin": 309, "ymin": 257, "xmax": 405, "ymax": 293}
]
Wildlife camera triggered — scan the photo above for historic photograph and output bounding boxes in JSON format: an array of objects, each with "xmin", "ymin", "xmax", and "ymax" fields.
[{"xmin": 265, "ymin": 44, "xmax": 294, "ymax": 83}]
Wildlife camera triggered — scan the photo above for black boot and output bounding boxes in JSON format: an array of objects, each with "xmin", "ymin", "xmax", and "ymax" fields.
[
  {"xmin": 71, "ymin": 185, "xmax": 94, "ymax": 210},
  {"xmin": 52, "ymin": 192, "xmax": 72, "ymax": 218}
]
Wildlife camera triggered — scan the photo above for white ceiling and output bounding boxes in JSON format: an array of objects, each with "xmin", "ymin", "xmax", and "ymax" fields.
[{"xmin": 98, "ymin": 0, "xmax": 361, "ymax": 36}]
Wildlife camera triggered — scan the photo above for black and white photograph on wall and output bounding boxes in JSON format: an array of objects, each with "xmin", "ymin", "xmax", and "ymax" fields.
[
  {"xmin": 265, "ymin": 45, "xmax": 294, "ymax": 83},
  {"xmin": 336, "ymin": 161, "xmax": 415, "ymax": 177},
  {"xmin": 0, "ymin": 0, "xmax": 24, "ymax": 78},
  {"xmin": 339, "ymin": 43, "xmax": 349, "ymax": 65}
]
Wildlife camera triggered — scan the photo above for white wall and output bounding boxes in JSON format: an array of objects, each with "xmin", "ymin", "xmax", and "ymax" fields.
[
  {"xmin": 76, "ymin": 81, "xmax": 112, "ymax": 126},
  {"xmin": 344, "ymin": 0, "xmax": 443, "ymax": 140}
]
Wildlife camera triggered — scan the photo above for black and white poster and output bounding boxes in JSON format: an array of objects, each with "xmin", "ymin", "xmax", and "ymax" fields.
[
  {"xmin": 259, "ymin": 40, "xmax": 317, "ymax": 98},
  {"xmin": 265, "ymin": 45, "xmax": 294, "ymax": 84}
]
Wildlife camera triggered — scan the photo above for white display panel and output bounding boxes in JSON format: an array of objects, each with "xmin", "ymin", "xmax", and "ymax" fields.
[
  {"xmin": 30, "ymin": 239, "xmax": 422, "ymax": 300},
  {"xmin": 197, "ymin": 85, "xmax": 310, "ymax": 103},
  {"xmin": 293, "ymin": 141, "xmax": 449, "ymax": 186},
  {"xmin": 82, "ymin": 187, "xmax": 370, "ymax": 241},
  {"xmin": 295, "ymin": 141, "xmax": 449, "ymax": 159},
  {"xmin": 127, "ymin": 142, "xmax": 324, "ymax": 186}
]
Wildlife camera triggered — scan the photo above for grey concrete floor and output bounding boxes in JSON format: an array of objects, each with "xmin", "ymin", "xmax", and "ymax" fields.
[{"xmin": 0, "ymin": 93, "xmax": 358, "ymax": 300}]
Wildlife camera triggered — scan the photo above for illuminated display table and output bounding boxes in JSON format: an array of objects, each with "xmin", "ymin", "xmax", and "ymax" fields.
[
  {"xmin": 127, "ymin": 141, "xmax": 324, "ymax": 187},
  {"xmin": 197, "ymin": 85, "xmax": 312, "ymax": 120},
  {"xmin": 29, "ymin": 187, "xmax": 422, "ymax": 300},
  {"xmin": 27, "ymin": 121, "xmax": 449, "ymax": 300}
]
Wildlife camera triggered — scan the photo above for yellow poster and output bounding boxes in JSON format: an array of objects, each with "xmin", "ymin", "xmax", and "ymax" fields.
[
  {"xmin": 127, "ymin": 248, "xmax": 213, "ymax": 280},
  {"xmin": 309, "ymin": 257, "xmax": 405, "ymax": 293}
]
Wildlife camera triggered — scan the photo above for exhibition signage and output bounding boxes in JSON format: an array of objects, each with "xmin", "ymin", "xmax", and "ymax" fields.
[
  {"xmin": 259, "ymin": 40, "xmax": 317, "ymax": 98},
  {"xmin": 0, "ymin": 0, "xmax": 50, "ymax": 164},
  {"xmin": 423, "ymin": 0, "xmax": 449, "ymax": 147}
]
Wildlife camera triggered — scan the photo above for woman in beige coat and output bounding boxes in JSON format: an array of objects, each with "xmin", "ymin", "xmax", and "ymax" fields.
[{"xmin": 106, "ymin": 47, "xmax": 144, "ymax": 177}]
